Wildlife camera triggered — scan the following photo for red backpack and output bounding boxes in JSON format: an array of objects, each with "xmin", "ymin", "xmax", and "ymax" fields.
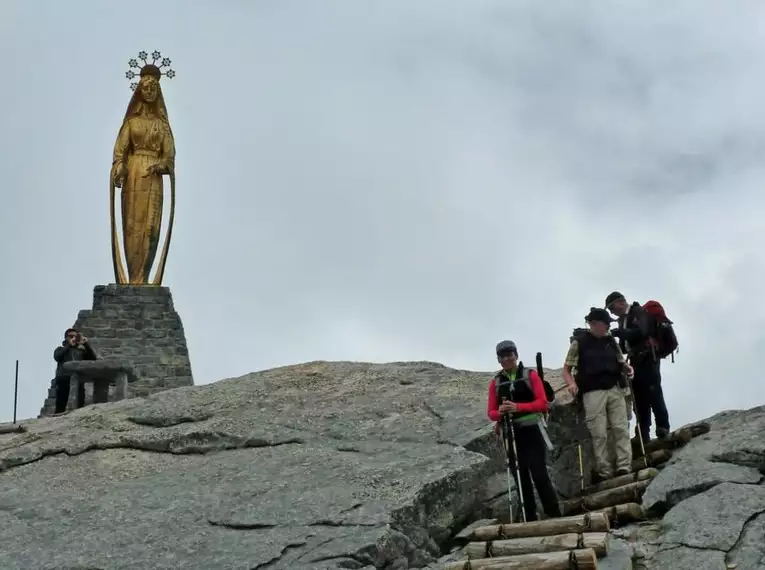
[{"xmin": 642, "ymin": 300, "xmax": 679, "ymax": 362}]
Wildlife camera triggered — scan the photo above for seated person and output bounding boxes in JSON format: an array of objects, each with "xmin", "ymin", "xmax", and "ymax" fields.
[{"xmin": 52, "ymin": 328, "xmax": 97, "ymax": 413}]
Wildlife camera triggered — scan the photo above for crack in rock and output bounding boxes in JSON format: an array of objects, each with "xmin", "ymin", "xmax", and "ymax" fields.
[
  {"xmin": 336, "ymin": 445, "xmax": 361, "ymax": 453},
  {"xmin": 249, "ymin": 540, "xmax": 308, "ymax": 570},
  {"xmin": 208, "ymin": 520, "xmax": 383, "ymax": 530},
  {"xmin": 0, "ymin": 433, "xmax": 303, "ymax": 473},
  {"xmin": 658, "ymin": 541, "xmax": 725, "ymax": 554},
  {"xmin": 421, "ymin": 403, "xmax": 443, "ymax": 422},
  {"xmin": 642, "ymin": 459, "xmax": 764, "ymax": 516},
  {"xmin": 724, "ymin": 507, "xmax": 765, "ymax": 565},
  {"xmin": 709, "ymin": 450, "xmax": 765, "ymax": 472},
  {"xmin": 126, "ymin": 413, "xmax": 213, "ymax": 427},
  {"xmin": 660, "ymin": 482, "xmax": 765, "ymax": 552},
  {"xmin": 308, "ymin": 553, "xmax": 372, "ymax": 568}
]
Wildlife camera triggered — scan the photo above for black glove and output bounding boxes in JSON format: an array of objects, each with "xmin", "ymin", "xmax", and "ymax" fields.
[{"xmin": 611, "ymin": 328, "xmax": 625, "ymax": 339}]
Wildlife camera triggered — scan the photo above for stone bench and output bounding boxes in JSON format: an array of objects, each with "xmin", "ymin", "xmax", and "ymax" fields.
[{"xmin": 62, "ymin": 360, "xmax": 139, "ymax": 411}]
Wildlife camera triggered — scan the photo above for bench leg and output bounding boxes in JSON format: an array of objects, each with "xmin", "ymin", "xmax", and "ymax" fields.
[
  {"xmin": 83, "ymin": 381, "xmax": 95, "ymax": 406},
  {"xmin": 114, "ymin": 372, "xmax": 128, "ymax": 401},
  {"xmin": 67, "ymin": 374, "xmax": 80, "ymax": 411}
]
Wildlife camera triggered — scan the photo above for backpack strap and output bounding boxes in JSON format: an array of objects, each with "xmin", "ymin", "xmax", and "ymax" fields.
[{"xmin": 494, "ymin": 364, "xmax": 532, "ymax": 397}]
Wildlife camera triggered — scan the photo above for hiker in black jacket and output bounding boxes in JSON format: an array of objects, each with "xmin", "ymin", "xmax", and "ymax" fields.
[
  {"xmin": 52, "ymin": 328, "xmax": 97, "ymax": 413},
  {"xmin": 605, "ymin": 292, "xmax": 670, "ymax": 442}
]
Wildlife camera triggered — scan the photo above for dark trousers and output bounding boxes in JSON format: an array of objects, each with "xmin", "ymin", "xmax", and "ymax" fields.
[
  {"xmin": 631, "ymin": 358, "xmax": 670, "ymax": 440},
  {"xmin": 504, "ymin": 423, "xmax": 561, "ymax": 522},
  {"xmin": 54, "ymin": 376, "xmax": 84, "ymax": 413},
  {"xmin": 54, "ymin": 376, "xmax": 70, "ymax": 413}
]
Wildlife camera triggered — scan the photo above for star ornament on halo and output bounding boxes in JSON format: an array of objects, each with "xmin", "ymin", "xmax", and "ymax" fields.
[{"xmin": 125, "ymin": 50, "xmax": 176, "ymax": 91}]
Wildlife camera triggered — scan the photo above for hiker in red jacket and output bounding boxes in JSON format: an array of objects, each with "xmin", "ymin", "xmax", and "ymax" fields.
[
  {"xmin": 606, "ymin": 291, "xmax": 671, "ymax": 443},
  {"xmin": 487, "ymin": 340, "xmax": 561, "ymax": 521}
]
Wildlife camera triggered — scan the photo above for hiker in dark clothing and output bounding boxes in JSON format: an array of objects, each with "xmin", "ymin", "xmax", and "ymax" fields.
[
  {"xmin": 605, "ymin": 292, "xmax": 670, "ymax": 442},
  {"xmin": 487, "ymin": 340, "xmax": 561, "ymax": 522},
  {"xmin": 53, "ymin": 328, "xmax": 97, "ymax": 413}
]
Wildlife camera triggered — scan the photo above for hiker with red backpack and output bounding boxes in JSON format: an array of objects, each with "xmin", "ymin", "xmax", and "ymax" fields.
[{"xmin": 605, "ymin": 291, "xmax": 677, "ymax": 443}]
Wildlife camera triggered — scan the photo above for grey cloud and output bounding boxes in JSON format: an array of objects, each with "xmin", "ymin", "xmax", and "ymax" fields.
[{"xmin": 1, "ymin": 1, "xmax": 763, "ymax": 429}]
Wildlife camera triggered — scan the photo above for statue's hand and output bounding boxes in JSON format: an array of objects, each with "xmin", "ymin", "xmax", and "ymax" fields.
[
  {"xmin": 112, "ymin": 166, "xmax": 127, "ymax": 188},
  {"xmin": 144, "ymin": 163, "xmax": 165, "ymax": 177}
]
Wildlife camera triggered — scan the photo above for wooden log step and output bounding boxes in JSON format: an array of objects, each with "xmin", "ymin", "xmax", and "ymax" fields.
[
  {"xmin": 633, "ymin": 428, "xmax": 691, "ymax": 457},
  {"xmin": 464, "ymin": 531, "xmax": 609, "ymax": 559},
  {"xmin": 686, "ymin": 421, "xmax": 711, "ymax": 438},
  {"xmin": 469, "ymin": 513, "xmax": 610, "ymax": 541},
  {"xmin": 443, "ymin": 548, "xmax": 598, "ymax": 570},
  {"xmin": 560, "ymin": 480, "xmax": 651, "ymax": 517},
  {"xmin": 0, "ymin": 424, "xmax": 25, "ymax": 435},
  {"xmin": 593, "ymin": 502, "xmax": 645, "ymax": 525},
  {"xmin": 631, "ymin": 448, "xmax": 672, "ymax": 471},
  {"xmin": 580, "ymin": 467, "xmax": 658, "ymax": 496},
  {"xmin": 632, "ymin": 422, "xmax": 711, "ymax": 457}
]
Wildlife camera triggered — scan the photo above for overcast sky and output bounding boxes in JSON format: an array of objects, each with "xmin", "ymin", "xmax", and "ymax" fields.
[{"xmin": 2, "ymin": 1, "xmax": 764, "ymax": 429}]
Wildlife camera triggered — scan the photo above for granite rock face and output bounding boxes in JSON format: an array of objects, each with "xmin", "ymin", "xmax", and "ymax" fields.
[
  {"xmin": 10, "ymin": 358, "xmax": 765, "ymax": 569},
  {"xmin": 39, "ymin": 284, "xmax": 193, "ymax": 416},
  {"xmin": 638, "ymin": 406, "xmax": 765, "ymax": 570},
  {"xmin": 0, "ymin": 361, "xmax": 509, "ymax": 570},
  {"xmin": 574, "ymin": 405, "xmax": 765, "ymax": 570}
]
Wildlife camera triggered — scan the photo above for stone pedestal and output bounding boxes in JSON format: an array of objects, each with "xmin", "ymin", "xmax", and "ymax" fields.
[{"xmin": 39, "ymin": 285, "xmax": 193, "ymax": 417}]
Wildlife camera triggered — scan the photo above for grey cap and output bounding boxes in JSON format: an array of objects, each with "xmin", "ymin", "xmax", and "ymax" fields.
[
  {"xmin": 605, "ymin": 291, "xmax": 625, "ymax": 309},
  {"xmin": 495, "ymin": 340, "xmax": 518, "ymax": 355}
]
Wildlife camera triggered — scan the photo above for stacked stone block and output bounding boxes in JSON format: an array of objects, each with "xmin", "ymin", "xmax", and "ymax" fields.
[{"xmin": 39, "ymin": 284, "xmax": 193, "ymax": 416}]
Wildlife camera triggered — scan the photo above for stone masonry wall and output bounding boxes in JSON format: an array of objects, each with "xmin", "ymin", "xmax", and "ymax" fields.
[{"xmin": 40, "ymin": 285, "xmax": 193, "ymax": 416}]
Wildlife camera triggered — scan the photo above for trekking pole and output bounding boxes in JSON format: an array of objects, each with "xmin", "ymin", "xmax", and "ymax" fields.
[
  {"xmin": 502, "ymin": 404, "xmax": 527, "ymax": 523},
  {"xmin": 503, "ymin": 402, "xmax": 526, "ymax": 522},
  {"xmin": 13, "ymin": 360, "xmax": 18, "ymax": 425},
  {"xmin": 626, "ymin": 358, "xmax": 648, "ymax": 468},
  {"xmin": 502, "ymin": 427, "xmax": 515, "ymax": 524},
  {"xmin": 574, "ymin": 394, "xmax": 585, "ymax": 495}
]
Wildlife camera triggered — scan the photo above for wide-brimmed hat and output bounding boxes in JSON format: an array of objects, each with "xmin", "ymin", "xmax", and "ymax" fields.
[{"xmin": 585, "ymin": 307, "xmax": 613, "ymax": 324}]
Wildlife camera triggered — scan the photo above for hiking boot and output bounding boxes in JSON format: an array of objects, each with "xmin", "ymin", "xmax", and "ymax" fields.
[
  {"xmin": 632, "ymin": 434, "xmax": 650, "ymax": 447},
  {"xmin": 656, "ymin": 427, "xmax": 670, "ymax": 439},
  {"xmin": 590, "ymin": 472, "xmax": 606, "ymax": 485}
]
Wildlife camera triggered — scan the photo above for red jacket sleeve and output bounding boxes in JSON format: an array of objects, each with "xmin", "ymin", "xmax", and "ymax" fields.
[
  {"xmin": 514, "ymin": 370, "xmax": 549, "ymax": 414},
  {"xmin": 487, "ymin": 378, "xmax": 501, "ymax": 422}
]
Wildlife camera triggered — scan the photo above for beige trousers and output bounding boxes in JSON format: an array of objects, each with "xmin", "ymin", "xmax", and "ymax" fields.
[{"xmin": 582, "ymin": 386, "xmax": 632, "ymax": 478}]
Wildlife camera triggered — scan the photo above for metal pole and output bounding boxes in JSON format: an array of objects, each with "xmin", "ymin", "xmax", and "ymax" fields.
[{"xmin": 13, "ymin": 360, "xmax": 18, "ymax": 424}]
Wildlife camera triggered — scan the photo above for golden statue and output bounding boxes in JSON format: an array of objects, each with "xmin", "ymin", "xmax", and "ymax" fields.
[{"xmin": 110, "ymin": 51, "xmax": 177, "ymax": 285}]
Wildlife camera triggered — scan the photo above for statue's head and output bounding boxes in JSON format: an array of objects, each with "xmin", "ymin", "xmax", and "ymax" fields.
[
  {"xmin": 121, "ymin": 52, "xmax": 175, "ymax": 125},
  {"xmin": 138, "ymin": 65, "xmax": 161, "ymax": 103},
  {"xmin": 123, "ymin": 65, "xmax": 169, "ymax": 123}
]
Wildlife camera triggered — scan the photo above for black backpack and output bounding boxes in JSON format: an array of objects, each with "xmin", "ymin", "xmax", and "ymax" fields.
[{"xmin": 495, "ymin": 359, "xmax": 555, "ymax": 404}]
